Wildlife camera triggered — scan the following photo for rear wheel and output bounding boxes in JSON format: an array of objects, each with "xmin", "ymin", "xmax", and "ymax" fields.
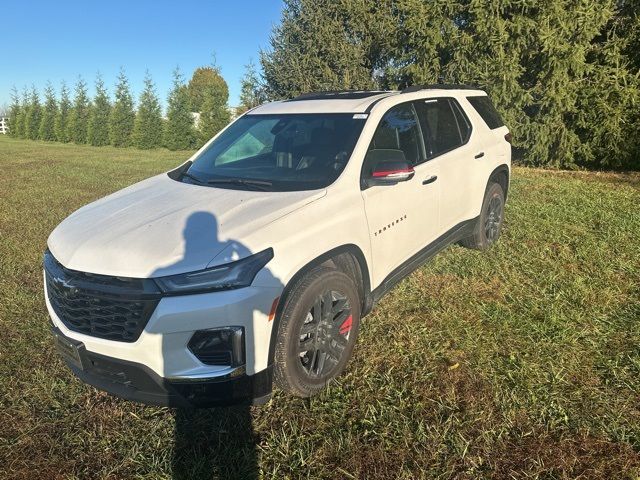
[
  {"xmin": 460, "ymin": 182, "xmax": 505, "ymax": 250},
  {"xmin": 274, "ymin": 266, "xmax": 360, "ymax": 397}
]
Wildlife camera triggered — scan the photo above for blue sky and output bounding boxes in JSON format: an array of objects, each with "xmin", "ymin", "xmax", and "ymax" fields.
[{"xmin": 1, "ymin": 0, "xmax": 283, "ymax": 110}]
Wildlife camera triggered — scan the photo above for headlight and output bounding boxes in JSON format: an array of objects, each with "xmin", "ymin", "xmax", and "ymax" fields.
[{"xmin": 154, "ymin": 248, "xmax": 273, "ymax": 295}]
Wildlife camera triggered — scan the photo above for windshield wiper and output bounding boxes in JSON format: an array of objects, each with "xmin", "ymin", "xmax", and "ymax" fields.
[
  {"xmin": 181, "ymin": 171, "xmax": 207, "ymax": 184},
  {"xmin": 206, "ymin": 178, "xmax": 273, "ymax": 191}
]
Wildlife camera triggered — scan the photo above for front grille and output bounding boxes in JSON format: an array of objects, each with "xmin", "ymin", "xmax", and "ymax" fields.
[{"xmin": 44, "ymin": 251, "xmax": 162, "ymax": 342}]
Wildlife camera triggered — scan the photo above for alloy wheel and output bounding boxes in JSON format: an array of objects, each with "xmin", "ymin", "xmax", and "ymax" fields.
[
  {"xmin": 485, "ymin": 195, "xmax": 503, "ymax": 242},
  {"xmin": 298, "ymin": 290, "xmax": 353, "ymax": 379}
]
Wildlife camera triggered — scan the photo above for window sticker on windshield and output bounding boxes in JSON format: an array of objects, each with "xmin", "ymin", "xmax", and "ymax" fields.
[{"xmin": 353, "ymin": 114, "xmax": 368, "ymax": 119}]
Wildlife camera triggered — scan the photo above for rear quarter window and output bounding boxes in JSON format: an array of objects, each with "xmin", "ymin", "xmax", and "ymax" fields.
[{"xmin": 467, "ymin": 96, "xmax": 504, "ymax": 130}]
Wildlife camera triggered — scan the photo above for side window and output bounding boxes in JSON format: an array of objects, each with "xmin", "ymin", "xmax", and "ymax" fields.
[
  {"xmin": 466, "ymin": 95, "xmax": 504, "ymax": 129},
  {"xmin": 415, "ymin": 98, "xmax": 469, "ymax": 158},
  {"xmin": 366, "ymin": 103, "xmax": 425, "ymax": 168}
]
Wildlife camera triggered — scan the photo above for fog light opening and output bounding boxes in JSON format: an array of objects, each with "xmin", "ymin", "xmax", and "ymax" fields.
[{"xmin": 188, "ymin": 327, "xmax": 245, "ymax": 367}]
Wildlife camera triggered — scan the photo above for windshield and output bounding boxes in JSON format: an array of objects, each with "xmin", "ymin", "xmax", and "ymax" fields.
[{"xmin": 183, "ymin": 113, "xmax": 366, "ymax": 191}]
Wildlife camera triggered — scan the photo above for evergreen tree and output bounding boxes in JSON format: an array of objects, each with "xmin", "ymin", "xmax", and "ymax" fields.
[
  {"xmin": 14, "ymin": 87, "xmax": 29, "ymax": 138},
  {"xmin": 260, "ymin": 0, "xmax": 377, "ymax": 100},
  {"xmin": 38, "ymin": 82, "xmax": 58, "ymax": 141},
  {"xmin": 436, "ymin": 0, "xmax": 638, "ymax": 169},
  {"xmin": 24, "ymin": 86, "xmax": 42, "ymax": 140},
  {"xmin": 164, "ymin": 68, "xmax": 196, "ymax": 150},
  {"xmin": 67, "ymin": 77, "xmax": 91, "ymax": 144},
  {"xmin": 133, "ymin": 71, "xmax": 163, "ymax": 149},
  {"xmin": 88, "ymin": 74, "xmax": 112, "ymax": 146},
  {"xmin": 8, "ymin": 86, "xmax": 21, "ymax": 137},
  {"xmin": 198, "ymin": 88, "xmax": 230, "ymax": 146},
  {"xmin": 617, "ymin": 0, "xmax": 640, "ymax": 72},
  {"xmin": 610, "ymin": 0, "xmax": 640, "ymax": 169},
  {"xmin": 109, "ymin": 69, "xmax": 135, "ymax": 147},
  {"xmin": 237, "ymin": 59, "xmax": 267, "ymax": 114},
  {"xmin": 55, "ymin": 82, "xmax": 72, "ymax": 143}
]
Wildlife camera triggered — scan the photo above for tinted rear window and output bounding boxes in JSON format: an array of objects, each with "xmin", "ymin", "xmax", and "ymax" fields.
[{"xmin": 467, "ymin": 96, "xmax": 504, "ymax": 129}]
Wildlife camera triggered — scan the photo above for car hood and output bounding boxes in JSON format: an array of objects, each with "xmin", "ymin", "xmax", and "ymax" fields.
[{"xmin": 48, "ymin": 173, "xmax": 325, "ymax": 277}]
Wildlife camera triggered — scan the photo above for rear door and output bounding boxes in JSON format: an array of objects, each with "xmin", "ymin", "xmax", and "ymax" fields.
[
  {"xmin": 466, "ymin": 95, "xmax": 510, "ymax": 160},
  {"xmin": 414, "ymin": 97, "xmax": 478, "ymax": 232},
  {"xmin": 360, "ymin": 102, "xmax": 441, "ymax": 287},
  {"xmin": 463, "ymin": 95, "xmax": 512, "ymax": 207}
]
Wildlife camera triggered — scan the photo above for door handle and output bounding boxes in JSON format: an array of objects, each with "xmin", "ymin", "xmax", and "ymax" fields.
[
  {"xmin": 422, "ymin": 175, "xmax": 438, "ymax": 185},
  {"xmin": 474, "ymin": 151, "xmax": 485, "ymax": 159}
]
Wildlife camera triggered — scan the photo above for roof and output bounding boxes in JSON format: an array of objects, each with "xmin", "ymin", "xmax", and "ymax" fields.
[
  {"xmin": 286, "ymin": 90, "xmax": 392, "ymax": 101},
  {"xmin": 253, "ymin": 91, "xmax": 398, "ymax": 115},
  {"xmin": 250, "ymin": 85, "xmax": 485, "ymax": 115},
  {"xmin": 401, "ymin": 84, "xmax": 479, "ymax": 92}
]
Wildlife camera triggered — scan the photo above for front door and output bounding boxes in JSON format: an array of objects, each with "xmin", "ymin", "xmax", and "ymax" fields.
[{"xmin": 360, "ymin": 102, "xmax": 441, "ymax": 289}]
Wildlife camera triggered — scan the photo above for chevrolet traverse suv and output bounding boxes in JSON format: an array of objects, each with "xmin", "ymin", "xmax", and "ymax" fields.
[{"xmin": 45, "ymin": 85, "xmax": 511, "ymax": 407}]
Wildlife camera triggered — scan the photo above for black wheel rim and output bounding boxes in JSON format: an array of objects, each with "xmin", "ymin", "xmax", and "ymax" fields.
[
  {"xmin": 298, "ymin": 290, "xmax": 352, "ymax": 379},
  {"xmin": 485, "ymin": 195, "xmax": 503, "ymax": 242}
]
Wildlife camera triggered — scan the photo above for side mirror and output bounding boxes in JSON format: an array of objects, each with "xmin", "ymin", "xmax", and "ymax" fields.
[{"xmin": 366, "ymin": 160, "xmax": 415, "ymax": 187}]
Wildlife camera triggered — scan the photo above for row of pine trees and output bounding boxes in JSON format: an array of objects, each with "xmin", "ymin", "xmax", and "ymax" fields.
[
  {"xmin": 8, "ymin": 67, "xmax": 233, "ymax": 151},
  {"xmin": 10, "ymin": 0, "xmax": 638, "ymax": 169}
]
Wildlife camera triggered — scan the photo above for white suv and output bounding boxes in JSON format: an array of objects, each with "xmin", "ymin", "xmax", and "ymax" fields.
[{"xmin": 45, "ymin": 86, "xmax": 511, "ymax": 407}]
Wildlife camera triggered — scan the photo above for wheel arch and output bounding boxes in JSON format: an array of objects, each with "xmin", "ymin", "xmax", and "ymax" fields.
[
  {"xmin": 267, "ymin": 244, "xmax": 371, "ymax": 367},
  {"xmin": 489, "ymin": 164, "xmax": 510, "ymax": 202}
]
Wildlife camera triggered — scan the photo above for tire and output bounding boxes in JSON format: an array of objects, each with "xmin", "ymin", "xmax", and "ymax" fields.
[
  {"xmin": 274, "ymin": 266, "xmax": 361, "ymax": 398},
  {"xmin": 460, "ymin": 182, "xmax": 505, "ymax": 250}
]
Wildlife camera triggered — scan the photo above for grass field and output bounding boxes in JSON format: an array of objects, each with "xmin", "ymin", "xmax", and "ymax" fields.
[{"xmin": 0, "ymin": 135, "xmax": 639, "ymax": 479}]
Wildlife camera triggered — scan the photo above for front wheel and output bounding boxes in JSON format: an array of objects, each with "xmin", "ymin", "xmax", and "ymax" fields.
[
  {"xmin": 460, "ymin": 182, "xmax": 505, "ymax": 250},
  {"xmin": 274, "ymin": 266, "xmax": 361, "ymax": 398}
]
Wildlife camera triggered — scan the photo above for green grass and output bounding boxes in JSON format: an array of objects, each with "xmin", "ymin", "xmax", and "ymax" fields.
[{"xmin": 0, "ymin": 135, "xmax": 639, "ymax": 479}]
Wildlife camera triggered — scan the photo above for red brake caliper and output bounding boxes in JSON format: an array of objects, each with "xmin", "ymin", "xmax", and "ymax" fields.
[{"xmin": 339, "ymin": 315, "xmax": 353, "ymax": 335}]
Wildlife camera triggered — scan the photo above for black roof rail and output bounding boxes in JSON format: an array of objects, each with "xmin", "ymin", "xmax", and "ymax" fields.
[
  {"xmin": 401, "ymin": 84, "xmax": 480, "ymax": 93},
  {"xmin": 287, "ymin": 90, "xmax": 393, "ymax": 101}
]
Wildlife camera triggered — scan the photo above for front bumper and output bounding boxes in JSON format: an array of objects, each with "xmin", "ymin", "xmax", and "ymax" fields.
[
  {"xmin": 45, "ymin": 272, "xmax": 281, "ymax": 371},
  {"xmin": 53, "ymin": 327, "xmax": 273, "ymax": 407},
  {"xmin": 45, "ymin": 267, "xmax": 282, "ymax": 407}
]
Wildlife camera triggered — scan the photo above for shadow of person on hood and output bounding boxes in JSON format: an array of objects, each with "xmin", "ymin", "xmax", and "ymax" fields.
[
  {"xmin": 151, "ymin": 211, "xmax": 282, "ymax": 479},
  {"xmin": 152, "ymin": 211, "xmax": 252, "ymax": 277}
]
